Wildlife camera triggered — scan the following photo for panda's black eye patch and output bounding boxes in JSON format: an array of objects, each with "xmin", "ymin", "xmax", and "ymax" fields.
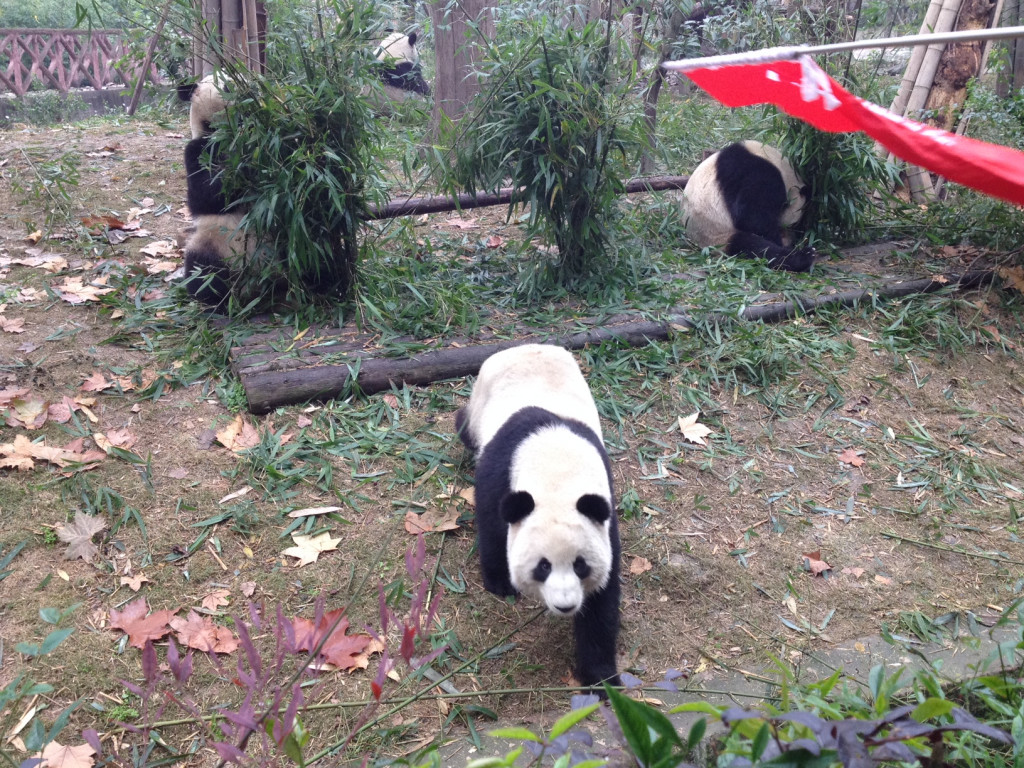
[
  {"xmin": 573, "ymin": 557, "xmax": 591, "ymax": 579},
  {"xmin": 532, "ymin": 558, "xmax": 552, "ymax": 582}
]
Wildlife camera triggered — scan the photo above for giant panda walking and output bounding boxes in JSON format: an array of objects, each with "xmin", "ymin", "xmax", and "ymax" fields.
[
  {"xmin": 456, "ymin": 344, "xmax": 622, "ymax": 692},
  {"xmin": 682, "ymin": 140, "xmax": 816, "ymax": 272}
]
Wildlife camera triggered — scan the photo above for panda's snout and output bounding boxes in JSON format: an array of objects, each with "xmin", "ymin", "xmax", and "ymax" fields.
[{"xmin": 554, "ymin": 604, "xmax": 576, "ymax": 615}]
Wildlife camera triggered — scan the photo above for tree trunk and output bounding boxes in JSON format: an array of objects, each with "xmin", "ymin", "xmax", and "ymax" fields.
[{"xmin": 426, "ymin": 0, "xmax": 494, "ymax": 140}]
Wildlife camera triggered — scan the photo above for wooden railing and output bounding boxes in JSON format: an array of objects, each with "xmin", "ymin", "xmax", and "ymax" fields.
[{"xmin": 0, "ymin": 28, "xmax": 162, "ymax": 96}]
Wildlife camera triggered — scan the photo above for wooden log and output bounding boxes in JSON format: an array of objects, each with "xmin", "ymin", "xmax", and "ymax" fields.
[
  {"xmin": 367, "ymin": 176, "xmax": 690, "ymax": 220},
  {"xmin": 238, "ymin": 270, "xmax": 993, "ymax": 413}
]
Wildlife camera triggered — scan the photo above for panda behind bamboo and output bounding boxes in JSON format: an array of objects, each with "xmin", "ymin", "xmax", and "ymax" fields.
[
  {"xmin": 177, "ymin": 74, "xmax": 260, "ymax": 306},
  {"xmin": 456, "ymin": 344, "xmax": 622, "ymax": 692},
  {"xmin": 682, "ymin": 140, "xmax": 816, "ymax": 272}
]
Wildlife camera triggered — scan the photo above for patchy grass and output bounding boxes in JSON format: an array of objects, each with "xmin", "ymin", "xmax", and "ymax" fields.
[{"xmin": 1, "ymin": 102, "xmax": 1024, "ymax": 767}]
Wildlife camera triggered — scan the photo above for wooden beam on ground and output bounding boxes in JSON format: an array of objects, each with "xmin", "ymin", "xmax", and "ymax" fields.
[
  {"xmin": 367, "ymin": 175, "xmax": 690, "ymax": 220},
  {"xmin": 236, "ymin": 270, "xmax": 993, "ymax": 413}
]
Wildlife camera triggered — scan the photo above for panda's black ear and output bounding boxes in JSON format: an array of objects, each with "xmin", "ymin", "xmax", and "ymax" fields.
[
  {"xmin": 577, "ymin": 494, "xmax": 611, "ymax": 524},
  {"xmin": 407, "ymin": 32, "xmax": 417, "ymax": 47},
  {"xmin": 177, "ymin": 82, "xmax": 198, "ymax": 102},
  {"xmin": 500, "ymin": 491, "xmax": 534, "ymax": 524}
]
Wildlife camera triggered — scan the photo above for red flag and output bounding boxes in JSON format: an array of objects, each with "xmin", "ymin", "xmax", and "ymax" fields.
[{"xmin": 682, "ymin": 56, "xmax": 1024, "ymax": 206}]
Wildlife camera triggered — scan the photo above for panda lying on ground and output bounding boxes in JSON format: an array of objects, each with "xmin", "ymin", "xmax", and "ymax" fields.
[
  {"xmin": 681, "ymin": 140, "xmax": 816, "ymax": 272},
  {"xmin": 456, "ymin": 344, "xmax": 622, "ymax": 692}
]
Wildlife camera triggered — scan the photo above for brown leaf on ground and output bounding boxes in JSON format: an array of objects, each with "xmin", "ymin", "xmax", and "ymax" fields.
[
  {"xmin": 239, "ymin": 581, "xmax": 257, "ymax": 597},
  {"xmin": 678, "ymin": 412, "xmax": 713, "ymax": 446},
  {"xmin": 93, "ymin": 429, "xmax": 138, "ymax": 453},
  {"xmin": 457, "ymin": 487, "xmax": 475, "ymax": 505},
  {"xmin": 53, "ymin": 276, "xmax": 114, "ymax": 305},
  {"xmin": 282, "ymin": 532, "xmax": 341, "ymax": 567},
  {"xmin": 837, "ymin": 448, "xmax": 865, "ymax": 467},
  {"xmin": 0, "ymin": 387, "xmax": 30, "ymax": 408},
  {"xmin": 485, "ymin": 235, "xmax": 505, "ymax": 248},
  {"xmin": 403, "ymin": 505, "xmax": 461, "ymax": 535},
  {"xmin": 169, "ymin": 610, "xmax": 239, "ymax": 653},
  {"xmin": 216, "ymin": 414, "xmax": 261, "ymax": 453},
  {"xmin": 81, "ymin": 215, "xmax": 127, "ymax": 231},
  {"xmin": 81, "ymin": 372, "xmax": 113, "ymax": 392},
  {"xmin": 120, "ymin": 573, "xmax": 150, "ymax": 591},
  {"xmin": 108, "ymin": 597, "xmax": 176, "ymax": 648},
  {"xmin": 841, "ymin": 566, "xmax": 866, "ymax": 579},
  {"xmin": 446, "ymin": 217, "xmax": 479, "ymax": 229},
  {"xmin": 291, "ymin": 608, "xmax": 373, "ymax": 671},
  {"xmin": 998, "ymin": 265, "xmax": 1024, "ymax": 295},
  {"xmin": 140, "ymin": 240, "xmax": 179, "ymax": 258},
  {"xmin": 56, "ymin": 511, "xmax": 108, "ymax": 562},
  {"xmin": 0, "ymin": 434, "xmax": 105, "ymax": 472},
  {"xmin": 47, "ymin": 396, "xmax": 83, "ymax": 424},
  {"xmin": 802, "ymin": 551, "xmax": 832, "ymax": 576},
  {"xmin": 0, "ymin": 315, "xmax": 25, "ymax": 333},
  {"xmin": 629, "ymin": 556, "xmax": 653, "ymax": 575},
  {"xmin": 26, "ymin": 230, "xmax": 42, "ymax": 244},
  {"xmin": 201, "ymin": 589, "xmax": 230, "ymax": 612},
  {"xmin": 38, "ymin": 741, "xmax": 96, "ymax": 768},
  {"xmin": 6, "ymin": 396, "xmax": 49, "ymax": 429}
]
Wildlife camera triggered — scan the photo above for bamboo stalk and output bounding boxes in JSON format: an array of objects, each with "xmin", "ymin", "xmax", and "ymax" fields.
[{"xmin": 889, "ymin": 0, "xmax": 946, "ymax": 116}]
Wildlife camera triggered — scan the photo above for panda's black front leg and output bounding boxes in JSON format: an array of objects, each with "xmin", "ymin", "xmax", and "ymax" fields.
[{"xmin": 573, "ymin": 577, "xmax": 621, "ymax": 692}]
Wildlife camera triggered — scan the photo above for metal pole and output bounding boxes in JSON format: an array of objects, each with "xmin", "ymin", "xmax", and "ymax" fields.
[{"xmin": 662, "ymin": 24, "xmax": 1024, "ymax": 71}]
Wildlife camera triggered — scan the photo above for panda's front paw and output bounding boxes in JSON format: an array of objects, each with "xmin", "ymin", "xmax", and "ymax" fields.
[
  {"xmin": 482, "ymin": 573, "xmax": 517, "ymax": 598},
  {"xmin": 578, "ymin": 668, "xmax": 621, "ymax": 694},
  {"xmin": 775, "ymin": 246, "xmax": 816, "ymax": 272}
]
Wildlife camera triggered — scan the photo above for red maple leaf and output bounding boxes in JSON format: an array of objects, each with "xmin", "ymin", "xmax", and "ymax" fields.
[
  {"xmin": 291, "ymin": 608, "xmax": 372, "ymax": 671},
  {"xmin": 109, "ymin": 597, "xmax": 176, "ymax": 649}
]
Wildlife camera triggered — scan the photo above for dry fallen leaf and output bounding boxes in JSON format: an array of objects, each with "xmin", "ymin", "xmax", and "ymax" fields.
[
  {"xmin": 837, "ymin": 448, "xmax": 865, "ymax": 467},
  {"xmin": 802, "ymin": 551, "xmax": 832, "ymax": 577},
  {"xmin": 170, "ymin": 610, "xmax": 239, "ymax": 653},
  {"xmin": 282, "ymin": 531, "xmax": 341, "ymax": 567},
  {"xmin": 80, "ymin": 372, "xmax": 112, "ymax": 392},
  {"xmin": 56, "ymin": 511, "xmax": 108, "ymax": 563},
  {"xmin": 291, "ymin": 608, "xmax": 374, "ymax": 671},
  {"xmin": 677, "ymin": 412, "xmax": 713, "ymax": 446},
  {"xmin": 93, "ymin": 429, "xmax": 138, "ymax": 453},
  {"xmin": 216, "ymin": 414, "xmax": 261, "ymax": 453},
  {"xmin": 629, "ymin": 556, "xmax": 653, "ymax": 576},
  {"xmin": 6, "ymin": 396, "xmax": 49, "ymax": 429},
  {"xmin": 447, "ymin": 217, "xmax": 479, "ymax": 229},
  {"xmin": 201, "ymin": 588, "xmax": 230, "ymax": 612},
  {"xmin": 841, "ymin": 566, "xmax": 866, "ymax": 579},
  {"xmin": 37, "ymin": 741, "xmax": 96, "ymax": 768},
  {"xmin": 0, "ymin": 316, "xmax": 25, "ymax": 333},
  {"xmin": 457, "ymin": 487, "xmax": 475, "ymax": 505},
  {"xmin": 404, "ymin": 505, "xmax": 461, "ymax": 535},
  {"xmin": 287, "ymin": 506, "xmax": 344, "ymax": 518},
  {"xmin": 0, "ymin": 434, "xmax": 105, "ymax": 471},
  {"xmin": 120, "ymin": 573, "xmax": 150, "ymax": 591},
  {"xmin": 108, "ymin": 597, "xmax": 176, "ymax": 649},
  {"xmin": 239, "ymin": 581, "xmax": 257, "ymax": 597},
  {"xmin": 53, "ymin": 276, "xmax": 115, "ymax": 305},
  {"xmin": 140, "ymin": 240, "xmax": 179, "ymax": 257}
]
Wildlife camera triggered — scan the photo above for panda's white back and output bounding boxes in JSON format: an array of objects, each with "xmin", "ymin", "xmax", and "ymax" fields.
[
  {"xmin": 463, "ymin": 344, "xmax": 602, "ymax": 452},
  {"xmin": 681, "ymin": 140, "xmax": 807, "ymax": 247}
]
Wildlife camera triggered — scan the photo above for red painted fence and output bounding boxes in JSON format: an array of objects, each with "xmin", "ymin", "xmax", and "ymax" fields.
[{"xmin": 0, "ymin": 28, "xmax": 162, "ymax": 96}]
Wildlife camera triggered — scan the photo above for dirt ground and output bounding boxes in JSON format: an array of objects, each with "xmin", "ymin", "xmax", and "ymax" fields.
[{"xmin": 1, "ymin": 114, "xmax": 1023, "ymax": 762}]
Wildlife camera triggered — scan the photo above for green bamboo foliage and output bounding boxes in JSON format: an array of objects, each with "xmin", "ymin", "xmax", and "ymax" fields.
[
  {"xmin": 453, "ymin": 18, "xmax": 643, "ymax": 286},
  {"xmin": 210, "ymin": 1, "xmax": 388, "ymax": 307}
]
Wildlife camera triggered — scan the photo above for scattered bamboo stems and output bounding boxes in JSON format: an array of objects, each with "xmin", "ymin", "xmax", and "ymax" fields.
[{"xmin": 880, "ymin": 531, "xmax": 1024, "ymax": 567}]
